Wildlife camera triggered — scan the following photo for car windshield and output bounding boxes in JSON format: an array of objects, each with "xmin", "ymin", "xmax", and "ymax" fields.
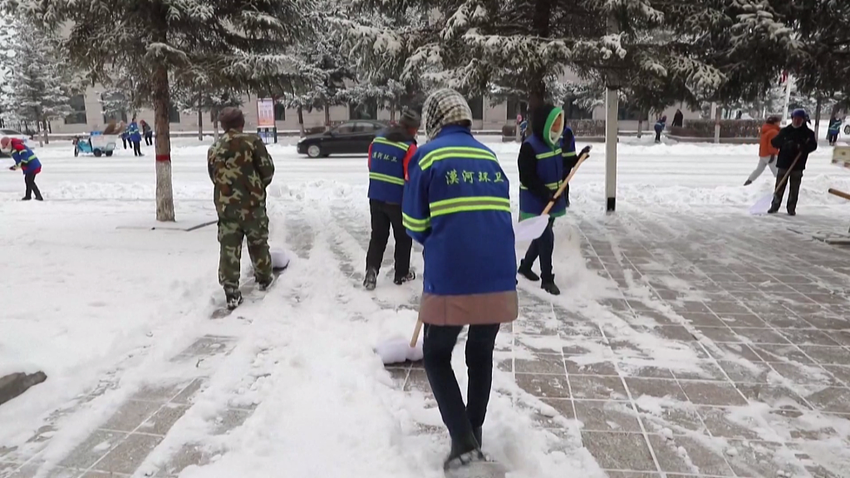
[
  {"xmin": 1, "ymin": 129, "xmax": 22, "ymax": 135},
  {"xmin": 334, "ymin": 123, "xmax": 356, "ymax": 134}
]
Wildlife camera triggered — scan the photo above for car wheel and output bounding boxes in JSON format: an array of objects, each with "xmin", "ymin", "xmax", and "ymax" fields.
[
  {"xmin": 94, "ymin": 149, "xmax": 102, "ymax": 157},
  {"xmin": 844, "ymin": 125, "xmax": 850, "ymax": 136},
  {"xmin": 105, "ymin": 151, "xmax": 113, "ymax": 157},
  {"xmin": 307, "ymin": 144, "xmax": 322, "ymax": 158}
]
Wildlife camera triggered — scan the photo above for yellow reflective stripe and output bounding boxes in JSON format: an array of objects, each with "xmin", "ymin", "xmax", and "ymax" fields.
[
  {"xmin": 419, "ymin": 147, "xmax": 497, "ymax": 171},
  {"xmin": 562, "ymin": 151, "xmax": 577, "ymax": 157},
  {"xmin": 369, "ymin": 172, "xmax": 404, "ymax": 186},
  {"xmin": 372, "ymin": 137, "xmax": 409, "ymax": 150},
  {"xmin": 536, "ymin": 148, "xmax": 562, "ymax": 159},
  {"xmin": 429, "ymin": 196, "xmax": 511, "ymax": 217},
  {"xmin": 520, "ymin": 181, "xmax": 561, "ymax": 190},
  {"xmin": 402, "ymin": 213, "xmax": 430, "ymax": 232}
]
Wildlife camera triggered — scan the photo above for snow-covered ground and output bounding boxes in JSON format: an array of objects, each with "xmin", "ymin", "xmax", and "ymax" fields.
[{"xmin": 2, "ymin": 136, "xmax": 850, "ymax": 478}]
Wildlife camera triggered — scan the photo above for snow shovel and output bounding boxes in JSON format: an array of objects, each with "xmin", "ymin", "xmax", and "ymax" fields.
[
  {"xmin": 750, "ymin": 151, "xmax": 802, "ymax": 215},
  {"xmin": 376, "ymin": 318, "xmax": 424, "ymax": 365},
  {"xmin": 515, "ymin": 146, "xmax": 592, "ymax": 242}
]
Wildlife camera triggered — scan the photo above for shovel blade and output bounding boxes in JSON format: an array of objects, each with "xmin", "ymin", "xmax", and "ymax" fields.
[
  {"xmin": 514, "ymin": 215, "xmax": 549, "ymax": 242},
  {"xmin": 749, "ymin": 193, "xmax": 774, "ymax": 215}
]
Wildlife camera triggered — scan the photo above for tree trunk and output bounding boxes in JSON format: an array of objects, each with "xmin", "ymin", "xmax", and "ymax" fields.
[
  {"xmin": 714, "ymin": 105, "xmax": 722, "ymax": 144},
  {"xmin": 324, "ymin": 104, "xmax": 330, "ymax": 129},
  {"xmin": 637, "ymin": 117, "xmax": 643, "ymax": 138},
  {"xmin": 198, "ymin": 109, "xmax": 203, "ymax": 141},
  {"xmin": 297, "ymin": 106, "xmax": 305, "ymax": 135},
  {"xmin": 41, "ymin": 117, "xmax": 49, "ymax": 145},
  {"xmin": 814, "ymin": 96, "xmax": 822, "ymax": 139},
  {"xmin": 605, "ymin": 88, "xmax": 618, "ymax": 212},
  {"xmin": 213, "ymin": 119, "xmax": 220, "ymax": 141},
  {"xmin": 390, "ymin": 101, "xmax": 397, "ymax": 122},
  {"xmin": 152, "ymin": 62, "xmax": 175, "ymax": 222}
]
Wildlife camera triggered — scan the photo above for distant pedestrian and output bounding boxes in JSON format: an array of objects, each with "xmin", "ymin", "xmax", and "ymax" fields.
[
  {"xmin": 654, "ymin": 116, "xmax": 667, "ymax": 143},
  {"xmin": 127, "ymin": 117, "xmax": 143, "ymax": 156},
  {"xmin": 363, "ymin": 109, "xmax": 420, "ymax": 290},
  {"xmin": 768, "ymin": 109, "xmax": 817, "ymax": 216},
  {"xmin": 140, "ymin": 120, "xmax": 153, "ymax": 146},
  {"xmin": 672, "ymin": 109, "xmax": 684, "ymax": 127},
  {"xmin": 2, "ymin": 136, "xmax": 43, "ymax": 201},
  {"xmin": 744, "ymin": 116, "xmax": 780, "ymax": 186},
  {"xmin": 120, "ymin": 131, "xmax": 128, "ymax": 149},
  {"xmin": 827, "ymin": 116, "xmax": 842, "ymax": 146},
  {"xmin": 208, "ymin": 107, "xmax": 276, "ymax": 309}
]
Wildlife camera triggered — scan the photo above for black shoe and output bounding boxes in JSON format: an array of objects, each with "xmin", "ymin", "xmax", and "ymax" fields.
[
  {"xmin": 744, "ymin": 180, "xmax": 753, "ymax": 186},
  {"xmin": 443, "ymin": 433, "xmax": 483, "ymax": 471},
  {"xmin": 257, "ymin": 275, "xmax": 275, "ymax": 291},
  {"xmin": 363, "ymin": 268, "xmax": 377, "ymax": 290},
  {"xmin": 541, "ymin": 275, "xmax": 561, "ymax": 296},
  {"xmin": 517, "ymin": 260, "xmax": 540, "ymax": 281},
  {"xmin": 393, "ymin": 270, "xmax": 415, "ymax": 285},
  {"xmin": 767, "ymin": 207, "xmax": 779, "ymax": 214},
  {"xmin": 21, "ymin": 197, "xmax": 31, "ymax": 201},
  {"xmin": 225, "ymin": 289, "xmax": 243, "ymax": 310},
  {"xmin": 787, "ymin": 210, "xmax": 796, "ymax": 216},
  {"xmin": 35, "ymin": 197, "xmax": 43, "ymax": 201}
]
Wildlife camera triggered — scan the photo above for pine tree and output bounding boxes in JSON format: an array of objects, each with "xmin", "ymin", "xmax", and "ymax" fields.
[
  {"xmin": 4, "ymin": 15, "xmax": 77, "ymax": 145},
  {"xmin": 14, "ymin": 0, "xmax": 314, "ymax": 221}
]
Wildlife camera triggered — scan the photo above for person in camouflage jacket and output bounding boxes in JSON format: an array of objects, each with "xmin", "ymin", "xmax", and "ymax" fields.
[{"xmin": 208, "ymin": 107, "xmax": 276, "ymax": 309}]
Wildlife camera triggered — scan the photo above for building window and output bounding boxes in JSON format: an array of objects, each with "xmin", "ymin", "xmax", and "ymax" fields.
[
  {"xmin": 168, "ymin": 102, "xmax": 181, "ymax": 123},
  {"xmin": 506, "ymin": 99, "xmax": 528, "ymax": 121},
  {"xmin": 101, "ymin": 92, "xmax": 128, "ymax": 124},
  {"xmin": 65, "ymin": 95, "xmax": 87, "ymax": 125},
  {"xmin": 274, "ymin": 102, "xmax": 286, "ymax": 121},
  {"xmin": 617, "ymin": 104, "xmax": 646, "ymax": 121},
  {"xmin": 349, "ymin": 100, "xmax": 378, "ymax": 120},
  {"xmin": 469, "ymin": 96, "xmax": 484, "ymax": 120},
  {"xmin": 564, "ymin": 97, "xmax": 593, "ymax": 120}
]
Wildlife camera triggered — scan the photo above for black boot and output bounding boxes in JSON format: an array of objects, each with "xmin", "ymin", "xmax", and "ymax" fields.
[
  {"xmin": 363, "ymin": 268, "xmax": 377, "ymax": 291},
  {"xmin": 541, "ymin": 275, "xmax": 561, "ymax": 296},
  {"xmin": 473, "ymin": 427, "xmax": 482, "ymax": 448},
  {"xmin": 767, "ymin": 206, "xmax": 779, "ymax": 214},
  {"xmin": 257, "ymin": 274, "xmax": 275, "ymax": 291},
  {"xmin": 393, "ymin": 270, "xmax": 415, "ymax": 285},
  {"xmin": 225, "ymin": 289, "xmax": 243, "ymax": 310},
  {"xmin": 517, "ymin": 260, "xmax": 540, "ymax": 281},
  {"xmin": 444, "ymin": 433, "xmax": 485, "ymax": 471}
]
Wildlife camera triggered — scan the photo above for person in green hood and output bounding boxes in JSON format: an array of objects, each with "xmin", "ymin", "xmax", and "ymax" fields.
[{"xmin": 517, "ymin": 104, "xmax": 567, "ymax": 295}]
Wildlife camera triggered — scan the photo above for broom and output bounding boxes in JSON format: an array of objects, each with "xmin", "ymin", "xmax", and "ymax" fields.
[{"xmin": 376, "ymin": 318, "xmax": 424, "ymax": 365}]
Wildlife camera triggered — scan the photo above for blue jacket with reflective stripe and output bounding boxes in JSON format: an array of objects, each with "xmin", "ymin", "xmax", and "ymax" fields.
[
  {"xmin": 402, "ymin": 125, "xmax": 516, "ymax": 296},
  {"xmin": 368, "ymin": 133, "xmax": 412, "ymax": 203},
  {"xmin": 127, "ymin": 122, "xmax": 142, "ymax": 142},
  {"xmin": 519, "ymin": 134, "xmax": 566, "ymax": 219},
  {"xmin": 11, "ymin": 143, "xmax": 41, "ymax": 174},
  {"xmin": 562, "ymin": 126, "xmax": 576, "ymax": 166}
]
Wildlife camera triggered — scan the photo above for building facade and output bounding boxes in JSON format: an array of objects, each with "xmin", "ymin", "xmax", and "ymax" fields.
[{"xmin": 48, "ymin": 82, "xmax": 701, "ymax": 136}]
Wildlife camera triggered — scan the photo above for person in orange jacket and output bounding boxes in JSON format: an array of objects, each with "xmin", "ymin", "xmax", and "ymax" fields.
[{"xmin": 745, "ymin": 116, "xmax": 780, "ymax": 186}]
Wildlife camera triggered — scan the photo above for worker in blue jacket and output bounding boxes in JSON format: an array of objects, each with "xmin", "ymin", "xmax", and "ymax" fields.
[
  {"xmin": 2, "ymin": 137, "xmax": 43, "ymax": 200},
  {"xmin": 363, "ymin": 109, "xmax": 420, "ymax": 290},
  {"xmin": 127, "ymin": 117, "xmax": 143, "ymax": 156},
  {"xmin": 403, "ymin": 89, "xmax": 517, "ymax": 473},
  {"xmin": 517, "ymin": 104, "xmax": 567, "ymax": 295}
]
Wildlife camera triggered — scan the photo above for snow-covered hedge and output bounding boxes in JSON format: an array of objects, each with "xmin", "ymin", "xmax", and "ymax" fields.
[{"xmin": 670, "ymin": 120, "xmax": 761, "ymax": 138}]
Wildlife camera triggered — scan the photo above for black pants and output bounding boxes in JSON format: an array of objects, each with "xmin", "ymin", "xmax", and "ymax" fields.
[
  {"xmin": 772, "ymin": 168, "xmax": 803, "ymax": 212},
  {"xmin": 144, "ymin": 133, "xmax": 153, "ymax": 146},
  {"xmin": 827, "ymin": 132, "xmax": 838, "ymax": 144},
  {"xmin": 423, "ymin": 323, "xmax": 500, "ymax": 442},
  {"xmin": 522, "ymin": 217, "xmax": 555, "ymax": 280},
  {"xmin": 655, "ymin": 129, "xmax": 662, "ymax": 142},
  {"xmin": 366, "ymin": 199, "xmax": 412, "ymax": 279},
  {"xmin": 121, "ymin": 138, "xmax": 127, "ymax": 149},
  {"xmin": 132, "ymin": 141, "xmax": 142, "ymax": 156},
  {"xmin": 24, "ymin": 172, "xmax": 42, "ymax": 200}
]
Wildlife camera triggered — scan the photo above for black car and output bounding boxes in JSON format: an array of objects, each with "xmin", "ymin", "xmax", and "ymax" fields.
[{"xmin": 297, "ymin": 120, "xmax": 388, "ymax": 158}]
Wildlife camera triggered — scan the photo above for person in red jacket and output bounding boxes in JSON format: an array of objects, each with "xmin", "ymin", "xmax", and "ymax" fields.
[{"xmin": 1, "ymin": 137, "xmax": 43, "ymax": 201}]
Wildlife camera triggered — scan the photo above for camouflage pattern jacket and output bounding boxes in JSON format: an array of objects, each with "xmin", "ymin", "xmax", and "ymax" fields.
[{"xmin": 208, "ymin": 130, "xmax": 275, "ymax": 220}]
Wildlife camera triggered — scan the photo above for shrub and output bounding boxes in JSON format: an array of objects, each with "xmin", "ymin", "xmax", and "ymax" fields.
[{"xmin": 670, "ymin": 119, "xmax": 761, "ymax": 138}]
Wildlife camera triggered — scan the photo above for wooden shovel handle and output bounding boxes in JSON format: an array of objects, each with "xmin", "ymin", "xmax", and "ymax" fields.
[
  {"xmin": 773, "ymin": 150, "xmax": 804, "ymax": 195},
  {"xmin": 541, "ymin": 150, "xmax": 591, "ymax": 215},
  {"xmin": 410, "ymin": 319, "xmax": 424, "ymax": 348},
  {"xmin": 829, "ymin": 188, "xmax": 850, "ymax": 201}
]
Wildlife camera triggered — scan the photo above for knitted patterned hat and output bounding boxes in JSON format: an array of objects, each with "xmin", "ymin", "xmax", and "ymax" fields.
[{"xmin": 422, "ymin": 89, "xmax": 473, "ymax": 140}]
